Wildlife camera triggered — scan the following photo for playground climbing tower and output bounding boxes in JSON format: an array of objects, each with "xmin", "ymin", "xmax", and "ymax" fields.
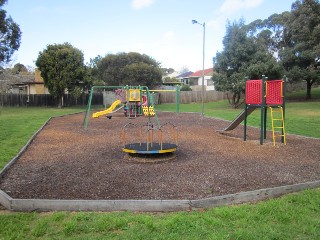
[{"xmin": 244, "ymin": 75, "xmax": 287, "ymax": 145}]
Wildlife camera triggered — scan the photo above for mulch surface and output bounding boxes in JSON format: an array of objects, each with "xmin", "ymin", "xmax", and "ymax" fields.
[{"xmin": 1, "ymin": 112, "xmax": 319, "ymax": 200}]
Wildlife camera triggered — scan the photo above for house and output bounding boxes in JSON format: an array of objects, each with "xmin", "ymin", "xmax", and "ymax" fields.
[
  {"xmin": 11, "ymin": 69, "xmax": 49, "ymax": 95},
  {"xmin": 188, "ymin": 68, "xmax": 214, "ymax": 91},
  {"xmin": 176, "ymin": 71, "xmax": 194, "ymax": 85}
]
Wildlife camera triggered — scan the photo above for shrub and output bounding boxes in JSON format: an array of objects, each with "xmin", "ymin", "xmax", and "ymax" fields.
[{"xmin": 180, "ymin": 85, "xmax": 192, "ymax": 91}]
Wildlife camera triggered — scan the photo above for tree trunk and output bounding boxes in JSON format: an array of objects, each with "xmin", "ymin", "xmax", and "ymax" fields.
[
  {"xmin": 57, "ymin": 96, "xmax": 63, "ymax": 108},
  {"xmin": 306, "ymin": 80, "xmax": 313, "ymax": 100},
  {"xmin": 227, "ymin": 92, "xmax": 243, "ymax": 109}
]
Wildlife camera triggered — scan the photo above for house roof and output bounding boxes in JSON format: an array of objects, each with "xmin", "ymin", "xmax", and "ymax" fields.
[
  {"xmin": 166, "ymin": 71, "xmax": 180, "ymax": 78},
  {"xmin": 13, "ymin": 81, "xmax": 44, "ymax": 86},
  {"xmin": 189, "ymin": 68, "xmax": 213, "ymax": 77},
  {"xmin": 176, "ymin": 71, "xmax": 194, "ymax": 78},
  {"xmin": 11, "ymin": 76, "xmax": 36, "ymax": 85},
  {"xmin": 11, "ymin": 70, "xmax": 45, "ymax": 86}
]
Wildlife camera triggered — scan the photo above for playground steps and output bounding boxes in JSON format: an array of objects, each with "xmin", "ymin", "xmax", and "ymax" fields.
[{"xmin": 269, "ymin": 107, "xmax": 286, "ymax": 146}]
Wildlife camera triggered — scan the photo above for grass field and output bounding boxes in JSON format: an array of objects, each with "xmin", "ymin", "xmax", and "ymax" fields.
[
  {"xmin": 286, "ymin": 86, "xmax": 320, "ymax": 100},
  {"xmin": 1, "ymin": 188, "xmax": 319, "ymax": 240},
  {"xmin": 0, "ymin": 101, "xmax": 320, "ymax": 239},
  {"xmin": 0, "ymin": 107, "xmax": 85, "ymax": 170}
]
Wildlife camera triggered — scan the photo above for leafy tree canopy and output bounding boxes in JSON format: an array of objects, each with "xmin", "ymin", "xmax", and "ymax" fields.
[
  {"xmin": 213, "ymin": 19, "xmax": 283, "ymax": 108},
  {"xmin": 245, "ymin": 0, "xmax": 320, "ymax": 99},
  {"xmin": 180, "ymin": 84, "xmax": 192, "ymax": 91},
  {"xmin": 35, "ymin": 42, "xmax": 88, "ymax": 107},
  {"xmin": 0, "ymin": 0, "xmax": 21, "ymax": 65},
  {"xmin": 11, "ymin": 63, "xmax": 27, "ymax": 74},
  {"xmin": 96, "ymin": 52, "xmax": 162, "ymax": 88},
  {"xmin": 86, "ymin": 55, "xmax": 102, "ymax": 86},
  {"xmin": 279, "ymin": 0, "xmax": 320, "ymax": 99}
]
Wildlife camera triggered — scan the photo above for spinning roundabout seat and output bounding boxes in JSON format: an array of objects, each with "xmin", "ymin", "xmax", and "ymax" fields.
[{"xmin": 121, "ymin": 122, "xmax": 178, "ymax": 155}]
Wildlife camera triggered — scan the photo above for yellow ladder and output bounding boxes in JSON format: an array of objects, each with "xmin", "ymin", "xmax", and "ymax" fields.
[{"xmin": 269, "ymin": 107, "xmax": 286, "ymax": 146}]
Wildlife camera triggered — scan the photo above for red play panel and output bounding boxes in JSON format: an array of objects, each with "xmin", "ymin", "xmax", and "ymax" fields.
[
  {"xmin": 246, "ymin": 79, "xmax": 283, "ymax": 105},
  {"xmin": 246, "ymin": 80, "xmax": 262, "ymax": 105},
  {"xmin": 266, "ymin": 80, "xmax": 283, "ymax": 105}
]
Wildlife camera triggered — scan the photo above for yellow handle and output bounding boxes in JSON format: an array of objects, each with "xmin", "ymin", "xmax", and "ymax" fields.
[{"xmin": 264, "ymin": 82, "xmax": 268, "ymax": 98}]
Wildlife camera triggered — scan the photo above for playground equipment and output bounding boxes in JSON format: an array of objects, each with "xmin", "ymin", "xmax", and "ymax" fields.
[
  {"xmin": 92, "ymin": 100, "xmax": 123, "ymax": 118},
  {"xmin": 85, "ymin": 86, "xmax": 180, "ymax": 128},
  {"xmin": 85, "ymin": 86, "xmax": 158, "ymax": 128},
  {"xmin": 83, "ymin": 85, "xmax": 180, "ymax": 155},
  {"xmin": 219, "ymin": 75, "xmax": 287, "ymax": 146},
  {"xmin": 125, "ymin": 88, "xmax": 143, "ymax": 118},
  {"xmin": 121, "ymin": 122, "xmax": 178, "ymax": 154}
]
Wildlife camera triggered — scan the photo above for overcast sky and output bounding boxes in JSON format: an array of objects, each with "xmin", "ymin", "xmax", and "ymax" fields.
[{"xmin": 4, "ymin": 0, "xmax": 295, "ymax": 72}]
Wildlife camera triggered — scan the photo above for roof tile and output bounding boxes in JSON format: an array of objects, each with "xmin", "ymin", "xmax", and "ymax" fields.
[{"xmin": 189, "ymin": 68, "xmax": 213, "ymax": 77}]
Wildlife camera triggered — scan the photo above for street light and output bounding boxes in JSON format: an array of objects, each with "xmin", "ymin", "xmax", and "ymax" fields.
[{"xmin": 192, "ymin": 19, "xmax": 205, "ymax": 116}]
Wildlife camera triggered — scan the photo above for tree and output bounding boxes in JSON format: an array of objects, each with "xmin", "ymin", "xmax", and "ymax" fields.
[
  {"xmin": 213, "ymin": 19, "xmax": 284, "ymax": 108},
  {"xmin": 279, "ymin": 0, "xmax": 320, "ymax": 99},
  {"xmin": 0, "ymin": 0, "xmax": 21, "ymax": 65},
  {"xmin": 35, "ymin": 42, "xmax": 87, "ymax": 108},
  {"xmin": 122, "ymin": 62, "xmax": 162, "ymax": 87},
  {"xmin": 179, "ymin": 66, "xmax": 190, "ymax": 74},
  {"xmin": 11, "ymin": 63, "xmax": 27, "ymax": 74},
  {"xmin": 213, "ymin": 19, "xmax": 283, "ymax": 108},
  {"xmin": 249, "ymin": 1, "xmax": 320, "ymax": 99},
  {"xmin": 96, "ymin": 52, "xmax": 162, "ymax": 88},
  {"xmin": 86, "ymin": 55, "xmax": 102, "ymax": 85},
  {"xmin": 212, "ymin": 20, "xmax": 248, "ymax": 108},
  {"xmin": 161, "ymin": 67, "xmax": 175, "ymax": 75},
  {"xmin": 0, "ymin": 67, "xmax": 15, "ymax": 92},
  {"xmin": 180, "ymin": 84, "xmax": 192, "ymax": 91}
]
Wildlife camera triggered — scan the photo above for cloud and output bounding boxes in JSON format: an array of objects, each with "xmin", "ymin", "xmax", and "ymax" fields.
[
  {"xmin": 220, "ymin": 0, "xmax": 264, "ymax": 14},
  {"xmin": 131, "ymin": 0, "xmax": 155, "ymax": 10}
]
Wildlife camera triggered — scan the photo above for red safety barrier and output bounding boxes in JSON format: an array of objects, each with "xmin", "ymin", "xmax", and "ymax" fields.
[
  {"xmin": 266, "ymin": 80, "xmax": 283, "ymax": 105},
  {"xmin": 246, "ymin": 80, "xmax": 262, "ymax": 105}
]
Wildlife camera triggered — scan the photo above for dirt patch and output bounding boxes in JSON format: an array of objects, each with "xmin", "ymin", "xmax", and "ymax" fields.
[{"xmin": 0, "ymin": 112, "xmax": 319, "ymax": 200}]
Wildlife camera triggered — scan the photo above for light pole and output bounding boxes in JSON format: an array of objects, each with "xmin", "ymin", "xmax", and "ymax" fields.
[{"xmin": 192, "ymin": 19, "xmax": 205, "ymax": 116}]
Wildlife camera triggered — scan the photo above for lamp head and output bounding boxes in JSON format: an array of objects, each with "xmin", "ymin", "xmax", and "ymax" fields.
[{"xmin": 192, "ymin": 20, "xmax": 198, "ymax": 24}]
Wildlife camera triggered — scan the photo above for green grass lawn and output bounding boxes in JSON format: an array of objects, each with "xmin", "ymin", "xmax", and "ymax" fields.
[
  {"xmin": 0, "ymin": 104, "xmax": 320, "ymax": 239},
  {"xmin": 0, "ymin": 107, "xmax": 85, "ymax": 170},
  {"xmin": 286, "ymin": 86, "xmax": 320, "ymax": 100},
  {"xmin": 0, "ymin": 189, "xmax": 319, "ymax": 239}
]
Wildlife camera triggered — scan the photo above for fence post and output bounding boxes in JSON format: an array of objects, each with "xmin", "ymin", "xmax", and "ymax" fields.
[{"xmin": 175, "ymin": 85, "xmax": 180, "ymax": 113}]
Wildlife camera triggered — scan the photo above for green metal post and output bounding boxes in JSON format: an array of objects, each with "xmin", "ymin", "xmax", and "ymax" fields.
[
  {"xmin": 244, "ymin": 104, "xmax": 248, "ymax": 141},
  {"xmin": 281, "ymin": 75, "xmax": 287, "ymax": 143},
  {"xmin": 175, "ymin": 85, "xmax": 180, "ymax": 113},
  {"xmin": 244, "ymin": 78, "xmax": 249, "ymax": 141},
  {"xmin": 84, "ymin": 86, "xmax": 95, "ymax": 129},
  {"xmin": 260, "ymin": 75, "xmax": 266, "ymax": 145},
  {"xmin": 264, "ymin": 106, "xmax": 267, "ymax": 139},
  {"xmin": 139, "ymin": 86, "xmax": 143, "ymax": 115},
  {"xmin": 142, "ymin": 86, "xmax": 160, "ymax": 128},
  {"xmin": 145, "ymin": 87, "xmax": 151, "ymax": 126},
  {"xmin": 125, "ymin": 86, "xmax": 129, "ymax": 118}
]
